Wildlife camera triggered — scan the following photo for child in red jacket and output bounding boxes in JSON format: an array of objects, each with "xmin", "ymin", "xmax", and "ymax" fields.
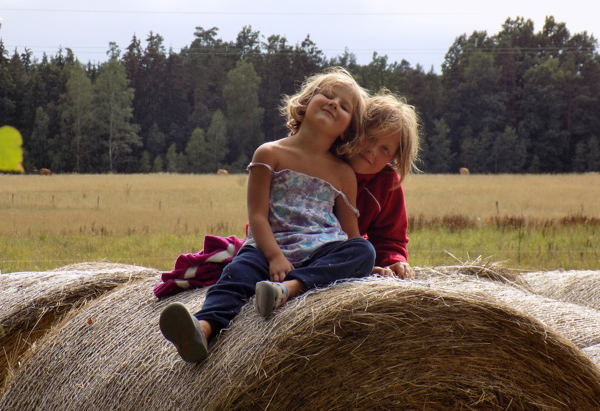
[{"xmin": 348, "ymin": 89, "xmax": 420, "ymax": 279}]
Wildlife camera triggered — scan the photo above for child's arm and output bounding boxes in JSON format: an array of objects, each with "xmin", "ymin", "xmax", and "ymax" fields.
[
  {"xmin": 247, "ymin": 145, "xmax": 294, "ymax": 282},
  {"xmin": 367, "ymin": 184, "xmax": 413, "ymax": 279},
  {"xmin": 335, "ymin": 164, "xmax": 361, "ymax": 238}
]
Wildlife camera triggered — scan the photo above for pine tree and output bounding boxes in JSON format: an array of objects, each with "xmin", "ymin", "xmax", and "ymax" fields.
[
  {"xmin": 223, "ymin": 60, "xmax": 264, "ymax": 167},
  {"xmin": 146, "ymin": 123, "xmax": 166, "ymax": 158},
  {"xmin": 63, "ymin": 62, "xmax": 93, "ymax": 172},
  {"xmin": 185, "ymin": 127, "xmax": 207, "ymax": 173},
  {"xmin": 424, "ymin": 119, "xmax": 453, "ymax": 173},
  {"xmin": 492, "ymin": 126, "xmax": 527, "ymax": 173},
  {"xmin": 7, "ymin": 51, "xmax": 28, "ymax": 132},
  {"xmin": 206, "ymin": 110, "xmax": 228, "ymax": 172},
  {"xmin": 166, "ymin": 143, "xmax": 178, "ymax": 173},
  {"xmin": 254, "ymin": 35, "xmax": 297, "ymax": 141},
  {"xmin": 28, "ymin": 107, "xmax": 51, "ymax": 169},
  {"xmin": 152, "ymin": 156, "xmax": 163, "ymax": 172},
  {"xmin": 587, "ymin": 136, "xmax": 600, "ymax": 171},
  {"xmin": 519, "ymin": 58, "xmax": 568, "ymax": 172},
  {"xmin": 93, "ymin": 58, "xmax": 141, "ymax": 172},
  {"xmin": 0, "ymin": 41, "xmax": 16, "ymax": 126},
  {"xmin": 139, "ymin": 151, "xmax": 152, "ymax": 173}
]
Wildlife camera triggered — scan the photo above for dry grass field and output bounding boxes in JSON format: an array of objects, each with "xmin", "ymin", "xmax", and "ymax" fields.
[
  {"xmin": 404, "ymin": 173, "xmax": 599, "ymax": 219},
  {"xmin": 0, "ymin": 173, "xmax": 249, "ymax": 237},
  {"xmin": 0, "ymin": 173, "xmax": 598, "ymax": 272}
]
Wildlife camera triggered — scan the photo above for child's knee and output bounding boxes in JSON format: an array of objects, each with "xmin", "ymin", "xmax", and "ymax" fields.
[
  {"xmin": 350, "ymin": 238, "xmax": 376, "ymax": 262},
  {"xmin": 345, "ymin": 239, "xmax": 376, "ymax": 275}
]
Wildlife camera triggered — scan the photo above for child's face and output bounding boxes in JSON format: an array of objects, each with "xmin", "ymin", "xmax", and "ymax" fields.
[
  {"xmin": 304, "ymin": 85, "xmax": 354, "ymax": 139},
  {"xmin": 348, "ymin": 130, "xmax": 400, "ymax": 174}
]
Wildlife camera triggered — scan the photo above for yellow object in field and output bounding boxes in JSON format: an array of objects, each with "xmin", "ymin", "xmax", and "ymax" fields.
[
  {"xmin": 0, "ymin": 126, "xmax": 25, "ymax": 173},
  {"xmin": 0, "ymin": 126, "xmax": 24, "ymax": 173}
]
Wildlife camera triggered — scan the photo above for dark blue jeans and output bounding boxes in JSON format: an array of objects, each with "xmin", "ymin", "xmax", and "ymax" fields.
[{"xmin": 195, "ymin": 237, "xmax": 375, "ymax": 333}]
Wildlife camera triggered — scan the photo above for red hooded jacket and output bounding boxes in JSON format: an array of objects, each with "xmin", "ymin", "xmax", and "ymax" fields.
[{"xmin": 356, "ymin": 164, "xmax": 409, "ymax": 267}]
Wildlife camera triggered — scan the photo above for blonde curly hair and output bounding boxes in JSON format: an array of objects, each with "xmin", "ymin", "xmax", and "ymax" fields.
[
  {"xmin": 362, "ymin": 90, "xmax": 421, "ymax": 183},
  {"xmin": 280, "ymin": 67, "xmax": 368, "ymax": 156}
]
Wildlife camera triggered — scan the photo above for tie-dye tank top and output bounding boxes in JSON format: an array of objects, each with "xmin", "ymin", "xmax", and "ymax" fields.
[{"xmin": 244, "ymin": 162, "xmax": 359, "ymax": 266}]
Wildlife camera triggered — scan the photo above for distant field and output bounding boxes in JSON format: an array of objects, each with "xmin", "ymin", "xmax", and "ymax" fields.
[
  {"xmin": 403, "ymin": 173, "xmax": 599, "ymax": 219},
  {"xmin": 1, "ymin": 173, "xmax": 598, "ymax": 273}
]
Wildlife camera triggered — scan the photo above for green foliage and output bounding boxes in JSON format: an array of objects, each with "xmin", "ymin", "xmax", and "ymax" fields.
[
  {"xmin": 424, "ymin": 119, "xmax": 453, "ymax": 173},
  {"xmin": 152, "ymin": 156, "xmax": 163, "ymax": 172},
  {"xmin": 575, "ymin": 136, "xmax": 600, "ymax": 172},
  {"xmin": 0, "ymin": 45, "xmax": 17, "ymax": 123},
  {"xmin": 492, "ymin": 126, "xmax": 527, "ymax": 173},
  {"xmin": 519, "ymin": 58, "xmax": 568, "ymax": 172},
  {"xmin": 63, "ymin": 62, "xmax": 94, "ymax": 172},
  {"xmin": 206, "ymin": 110, "xmax": 228, "ymax": 171},
  {"xmin": 29, "ymin": 107, "xmax": 51, "ymax": 169},
  {"xmin": 588, "ymin": 137, "xmax": 600, "ymax": 171},
  {"xmin": 139, "ymin": 151, "xmax": 151, "ymax": 173},
  {"xmin": 146, "ymin": 123, "xmax": 166, "ymax": 157},
  {"xmin": 460, "ymin": 127, "xmax": 493, "ymax": 173},
  {"xmin": 166, "ymin": 143, "xmax": 178, "ymax": 172},
  {"xmin": 93, "ymin": 58, "xmax": 141, "ymax": 172},
  {"xmin": 223, "ymin": 60, "xmax": 264, "ymax": 164},
  {"xmin": 185, "ymin": 127, "xmax": 208, "ymax": 173},
  {"xmin": 3, "ymin": 17, "xmax": 600, "ymax": 174}
]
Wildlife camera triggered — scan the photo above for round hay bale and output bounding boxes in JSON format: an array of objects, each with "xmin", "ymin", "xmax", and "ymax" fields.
[
  {"xmin": 412, "ymin": 272, "xmax": 600, "ymax": 350},
  {"xmin": 414, "ymin": 259, "xmax": 523, "ymax": 284},
  {"xmin": 583, "ymin": 343, "xmax": 600, "ymax": 367},
  {"xmin": 518, "ymin": 270, "xmax": 600, "ymax": 310},
  {"xmin": 0, "ymin": 262, "xmax": 158, "ymax": 388},
  {"xmin": 2, "ymin": 277, "xmax": 600, "ymax": 410}
]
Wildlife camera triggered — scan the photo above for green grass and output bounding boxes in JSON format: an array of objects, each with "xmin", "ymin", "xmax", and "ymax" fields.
[
  {"xmin": 1, "ymin": 222, "xmax": 597, "ymax": 273},
  {"xmin": 408, "ymin": 224, "xmax": 599, "ymax": 271},
  {"xmin": 0, "ymin": 233, "xmax": 207, "ymax": 273}
]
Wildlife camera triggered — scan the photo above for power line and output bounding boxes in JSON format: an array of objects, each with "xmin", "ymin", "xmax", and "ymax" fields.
[
  {"xmin": 5, "ymin": 44, "xmax": 593, "ymax": 56},
  {"xmin": 4, "ymin": 45, "xmax": 448, "ymax": 54},
  {"xmin": 0, "ymin": 8, "xmax": 486, "ymax": 16}
]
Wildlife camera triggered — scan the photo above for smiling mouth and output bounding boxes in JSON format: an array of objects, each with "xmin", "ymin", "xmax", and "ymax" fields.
[{"xmin": 322, "ymin": 108, "xmax": 335, "ymax": 118}]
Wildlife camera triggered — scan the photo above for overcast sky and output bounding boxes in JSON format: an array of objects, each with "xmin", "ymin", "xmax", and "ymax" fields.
[{"xmin": 1, "ymin": 0, "xmax": 599, "ymax": 73}]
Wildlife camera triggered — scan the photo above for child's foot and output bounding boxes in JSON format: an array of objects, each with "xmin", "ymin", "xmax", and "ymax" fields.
[
  {"xmin": 159, "ymin": 302, "xmax": 208, "ymax": 363},
  {"xmin": 255, "ymin": 281, "xmax": 288, "ymax": 317}
]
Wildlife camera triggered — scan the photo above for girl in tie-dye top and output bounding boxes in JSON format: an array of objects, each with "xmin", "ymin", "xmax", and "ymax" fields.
[
  {"xmin": 160, "ymin": 67, "xmax": 376, "ymax": 363},
  {"xmin": 242, "ymin": 163, "xmax": 359, "ymax": 266}
]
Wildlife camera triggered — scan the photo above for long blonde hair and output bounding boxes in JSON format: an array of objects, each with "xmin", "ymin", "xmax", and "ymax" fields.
[{"xmin": 280, "ymin": 67, "xmax": 368, "ymax": 156}]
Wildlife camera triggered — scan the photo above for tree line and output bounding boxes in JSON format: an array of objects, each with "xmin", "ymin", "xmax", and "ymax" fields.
[{"xmin": 1, "ymin": 16, "xmax": 599, "ymax": 174}]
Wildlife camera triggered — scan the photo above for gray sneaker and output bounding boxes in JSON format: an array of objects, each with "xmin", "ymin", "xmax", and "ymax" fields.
[
  {"xmin": 159, "ymin": 302, "xmax": 208, "ymax": 362},
  {"xmin": 255, "ymin": 281, "xmax": 288, "ymax": 318}
]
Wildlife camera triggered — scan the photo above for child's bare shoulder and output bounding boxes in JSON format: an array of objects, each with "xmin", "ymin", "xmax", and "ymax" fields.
[
  {"xmin": 253, "ymin": 141, "xmax": 283, "ymax": 164},
  {"xmin": 329, "ymin": 156, "xmax": 356, "ymax": 188},
  {"xmin": 331, "ymin": 155, "xmax": 355, "ymax": 174}
]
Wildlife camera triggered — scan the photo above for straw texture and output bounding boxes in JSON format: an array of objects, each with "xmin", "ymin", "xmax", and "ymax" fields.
[
  {"xmin": 583, "ymin": 343, "xmax": 600, "ymax": 367},
  {"xmin": 0, "ymin": 262, "xmax": 158, "ymax": 388},
  {"xmin": 519, "ymin": 270, "xmax": 600, "ymax": 310},
  {"xmin": 413, "ymin": 270, "xmax": 600, "ymax": 350},
  {"xmin": 2, "ymin": 271, "xmax": 600, "ymax": 410}
]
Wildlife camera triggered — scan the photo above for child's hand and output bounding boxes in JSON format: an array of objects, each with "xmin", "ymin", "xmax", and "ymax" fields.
[
  {"xmin": 372, "ymin": 262, "xmax": 414, "ymax": 279},
  {"xmin": 268, "ymin": 255, "xmax": 294, "ymax": 282}
]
